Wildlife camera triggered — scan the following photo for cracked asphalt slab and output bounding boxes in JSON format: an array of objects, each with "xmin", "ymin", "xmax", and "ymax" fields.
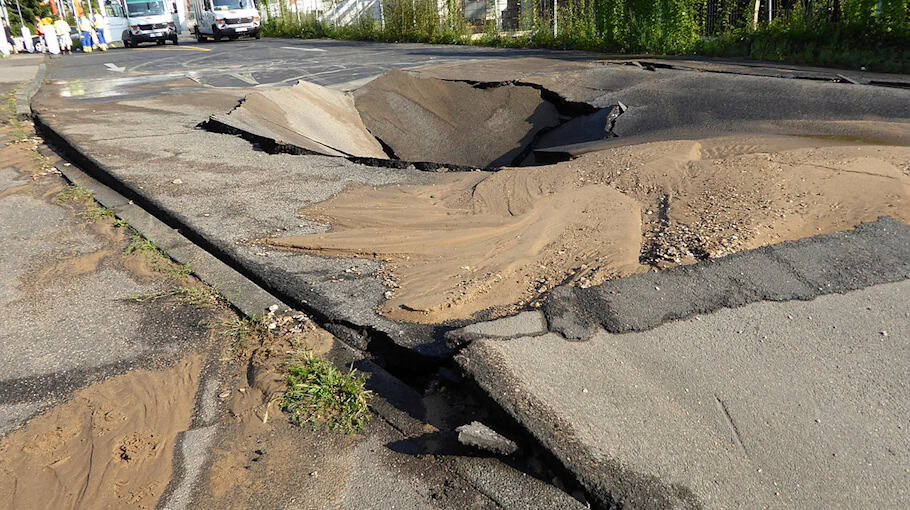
[
  {"xmin": 461, "ymin": 279, "xmax": 910, "ymax": 509},
  {"xmin": 29, "ymin": 40, "xmax": 910, "ymax": 507}
]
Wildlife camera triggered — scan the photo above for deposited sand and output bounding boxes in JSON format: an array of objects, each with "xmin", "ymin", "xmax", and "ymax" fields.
[
  {"xmin": 269, "ymin": 135, "xmax": 910, "ymax": 323},
  {"xmin": 0, "ymin": 356, "xmax": 202, "ymax": 510}
]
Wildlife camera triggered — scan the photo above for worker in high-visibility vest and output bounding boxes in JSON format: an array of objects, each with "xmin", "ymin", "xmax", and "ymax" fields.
[
  {"xmin": 92, "ymin": 11, "xmax": 109, "ymax": 51},
  {"xmin": 40, "ymin": 17, "xmax": 60, "ymax": 55},
  {"xmin": 78, "ymin": 15, "xmax": 94, "ymax": 53},
  {"xmin": 54, "ymin": 17, "xmax": 73, "ymax": 55}
]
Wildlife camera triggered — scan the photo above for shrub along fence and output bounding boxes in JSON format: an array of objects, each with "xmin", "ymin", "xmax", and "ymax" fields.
[{"xmin": 259, "ymin": 0, "xmax": 910, "ymax": 71}]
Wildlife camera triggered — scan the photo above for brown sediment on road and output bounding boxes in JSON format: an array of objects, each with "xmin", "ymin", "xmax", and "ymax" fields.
[
  {"xmin": 268, "ymin": 134, "xmax": 910, "ymax": 324},
  {"xmin": 0, "ymin": 356, "xmax": 203, "ymax": 510},
  {"xmin": 199, "ymin": 313, "xmax": 357, "ymax": 509},
  {"xmin": 269, "ymin": 171, "xmax": 644, "ymax": 323}
]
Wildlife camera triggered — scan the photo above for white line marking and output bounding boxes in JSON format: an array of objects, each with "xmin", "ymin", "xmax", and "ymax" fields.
[
  {"xmin": 230, "ymin": 72, "xmax": 259, "ymax": 85},
  {"xmin": 280, "ymin": 46, "xmax": 327, "ymax": 52}
]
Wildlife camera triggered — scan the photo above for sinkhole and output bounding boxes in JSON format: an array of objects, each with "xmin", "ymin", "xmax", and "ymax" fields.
[{"xmin": 201, "ymin": 69, "xmax": 624, "ymax": 170}]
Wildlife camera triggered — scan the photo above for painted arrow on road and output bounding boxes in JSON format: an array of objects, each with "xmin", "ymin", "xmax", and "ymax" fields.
[{"xmin": 105, "ymin": 63, "xmax": 126, "ymax": 72}]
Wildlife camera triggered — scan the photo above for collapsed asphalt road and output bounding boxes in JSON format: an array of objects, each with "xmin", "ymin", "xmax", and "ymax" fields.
[{"xmin": 30, "ymin": 39, "xmax": 910, "ymax": 508}]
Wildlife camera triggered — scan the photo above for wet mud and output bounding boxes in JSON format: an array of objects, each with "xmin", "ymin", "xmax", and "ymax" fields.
[{"xmin": 0, "ymin": 356, "xmax": 203, "ymax": 510}]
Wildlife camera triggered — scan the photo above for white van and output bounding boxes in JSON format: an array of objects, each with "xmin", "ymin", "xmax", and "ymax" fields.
[
  {"xmin": 103, "ymin": 0, "xmax": 179, "ymax": 47},
  {"xmin": 190, "ymin": 0, "xmax": 261, "ymax": 42}
]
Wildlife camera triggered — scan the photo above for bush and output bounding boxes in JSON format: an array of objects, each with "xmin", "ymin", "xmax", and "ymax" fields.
[
  {"xmin": 262, "ymin": 0, "xmax": 910, "ymax": 72},
  {"xmin": 695, "ymin": 22, "xmax": 910, "ymax": 73}
]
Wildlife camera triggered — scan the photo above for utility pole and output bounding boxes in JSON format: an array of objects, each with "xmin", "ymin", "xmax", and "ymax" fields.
[
  {"xmin": 0, "ymin": 0, "xmax": 8, "ymax": 56},
  {"xmin": 553, "ymin": 0, "xmax": 557, "ymax": 36}
]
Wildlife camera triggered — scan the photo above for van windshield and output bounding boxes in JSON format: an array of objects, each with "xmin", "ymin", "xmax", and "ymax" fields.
[
  {"xmin": 212, "ymin": 0, "xmax": 253, "ymax": 10},
  {"xmin": 126, "ymin": 1, "xmax": 166, "ymax": 16}
]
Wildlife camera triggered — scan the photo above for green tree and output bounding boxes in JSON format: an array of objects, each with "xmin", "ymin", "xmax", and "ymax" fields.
[{"xmin": 7, "ymin": 0, "xmax": 54, "ymax": 34}]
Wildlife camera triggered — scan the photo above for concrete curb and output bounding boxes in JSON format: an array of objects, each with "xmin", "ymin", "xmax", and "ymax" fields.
[
  {"xmin": 53, "ymin": 162, "xmax": 281, "ymax": 319},
  {"xmin": 15, "ymin": 61, "xmax": 46, "ymax": 120}
]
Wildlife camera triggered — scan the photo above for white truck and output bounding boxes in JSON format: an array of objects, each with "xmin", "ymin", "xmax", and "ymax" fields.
[
  {"xmin": 102, "ymin": 0, "xmax": 181, "ymax": 47},
  {"xmin": 189, "ymin": 0, "xmax": 261, "ymax": 42}
]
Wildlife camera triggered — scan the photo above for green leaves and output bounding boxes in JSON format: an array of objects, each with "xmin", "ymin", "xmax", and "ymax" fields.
[{"xmin": 282, "ymin": 352, "xmax": 371, "ymax": 434}]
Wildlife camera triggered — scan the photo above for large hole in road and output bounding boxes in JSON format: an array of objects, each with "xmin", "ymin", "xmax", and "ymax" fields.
[
  {"xmin": 201, "ymin": 70, "xmax": 910, "ymax": 326},
  {"xmin": 200, "ymin": 69, "xmax": 623, "ymax": 170}
]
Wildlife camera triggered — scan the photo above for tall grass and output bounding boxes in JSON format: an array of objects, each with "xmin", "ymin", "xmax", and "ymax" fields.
[{"xmin": 261, "ymin": 0, "xmax": 910, "ymax": 72}]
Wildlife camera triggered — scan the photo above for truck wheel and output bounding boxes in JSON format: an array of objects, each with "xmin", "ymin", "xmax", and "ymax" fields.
[
  {"xmin": 255, "ymin": 32, "xmax": 260, "ymax": 40},
  {"xmin": 156, "ymin": 39, "xmax": 165, "ymax": 45},
  {"xmin": 194, "ymin": 27, "xmax": 206, "ymax": 42},
  {"xmin": 172, "ymin": 36, "xmax": 179, "ymax": 45},
  {"xmin": 213, "ymin": 25, "xmax": 221, "ymax": 42}
]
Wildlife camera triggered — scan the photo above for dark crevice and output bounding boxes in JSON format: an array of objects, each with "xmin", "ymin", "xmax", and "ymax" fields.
[
  {"xmin": 507, "ymin": 121, "xmax": 561, "ymax": 167},
  {"xmin": 448, "ymin": 78, "xmax": 600, "ymax": 117},
  {"xmin": 868, "ymin": 80, "xmax": 910, "ymax": 90},
  {"xmin": 371, "ymin": 134, "xmax": 400, "ymax": 160},
  {"xmin": 198, "ymin": 116, "xmax": 481, "ymax": 172}
]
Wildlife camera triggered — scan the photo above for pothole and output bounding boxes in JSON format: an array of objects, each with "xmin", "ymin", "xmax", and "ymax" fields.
[{"xmin": 200, "ymin": 70, "xmax": 624, "ymax": 171}]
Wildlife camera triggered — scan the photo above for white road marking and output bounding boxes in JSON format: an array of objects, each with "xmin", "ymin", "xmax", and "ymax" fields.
[
  {"xmin": 104, "ymin": 63, "xmax": 126, "ymax": 72},
  {"xmin": 230, "ymin": 72, "xmax": 259, "ymax": 85},
  {"xmin": 280, "ymin": 46, "xmax": 327, "ymax": 52}
]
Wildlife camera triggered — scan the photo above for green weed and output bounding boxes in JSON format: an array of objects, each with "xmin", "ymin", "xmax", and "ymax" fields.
[
  {"xmin": 54, "ymin": 185, "xmax": 93, "ymax": 204},
  {"xmin": 124, "ymin": 234, "xmax": 192, "ymax": 276},
  {"xmin": 54, "ymin": 185, "xmax": 118, "ymax": 221},
  {"xmin": 2, "ymin": 88, "xmax": 28, "ymax": 140},
  {"xmin": 132, "ymin": 285, "xmax": 223, "ymax": 306},
  {"xmin": 222, "ymin": 315, "xmax": 269, "ymax": 353},
  {"xmin": 124, "ymin": 235, "xmax": 161, "ymax": 256},
  {"xmin": 282, "ymin": 351, "xmax": 371, "ymax": 434}
]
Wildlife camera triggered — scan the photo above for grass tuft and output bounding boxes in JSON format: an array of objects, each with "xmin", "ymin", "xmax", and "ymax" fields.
[
  {"xmin": 54, "ymin": 185, "xmax": 117, "ymax": 221},
  {"xmin": 131, "ymin": 285, "xmax": 223, "ymax": 306},
  {"xmin": 222, "ymin": 315, "xmax": 269, "ymax": 353},
  {"xmin": 282, "ymin": 352, "xmax": 371, "ymax": 434},
  {"xmin": 2, "ymin": 88, "xmax": 28, "ymax": 141},
  {"xmin": 125, "ymin": 235, "xmax": 162, "ymax": 256},
  {"xmin": 54, "ymin": 185, "xmax": 93, "ymax": 204},
  {"xmin": 124, "ymin": 234, "xmax": 193, "ymax": 276}
]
